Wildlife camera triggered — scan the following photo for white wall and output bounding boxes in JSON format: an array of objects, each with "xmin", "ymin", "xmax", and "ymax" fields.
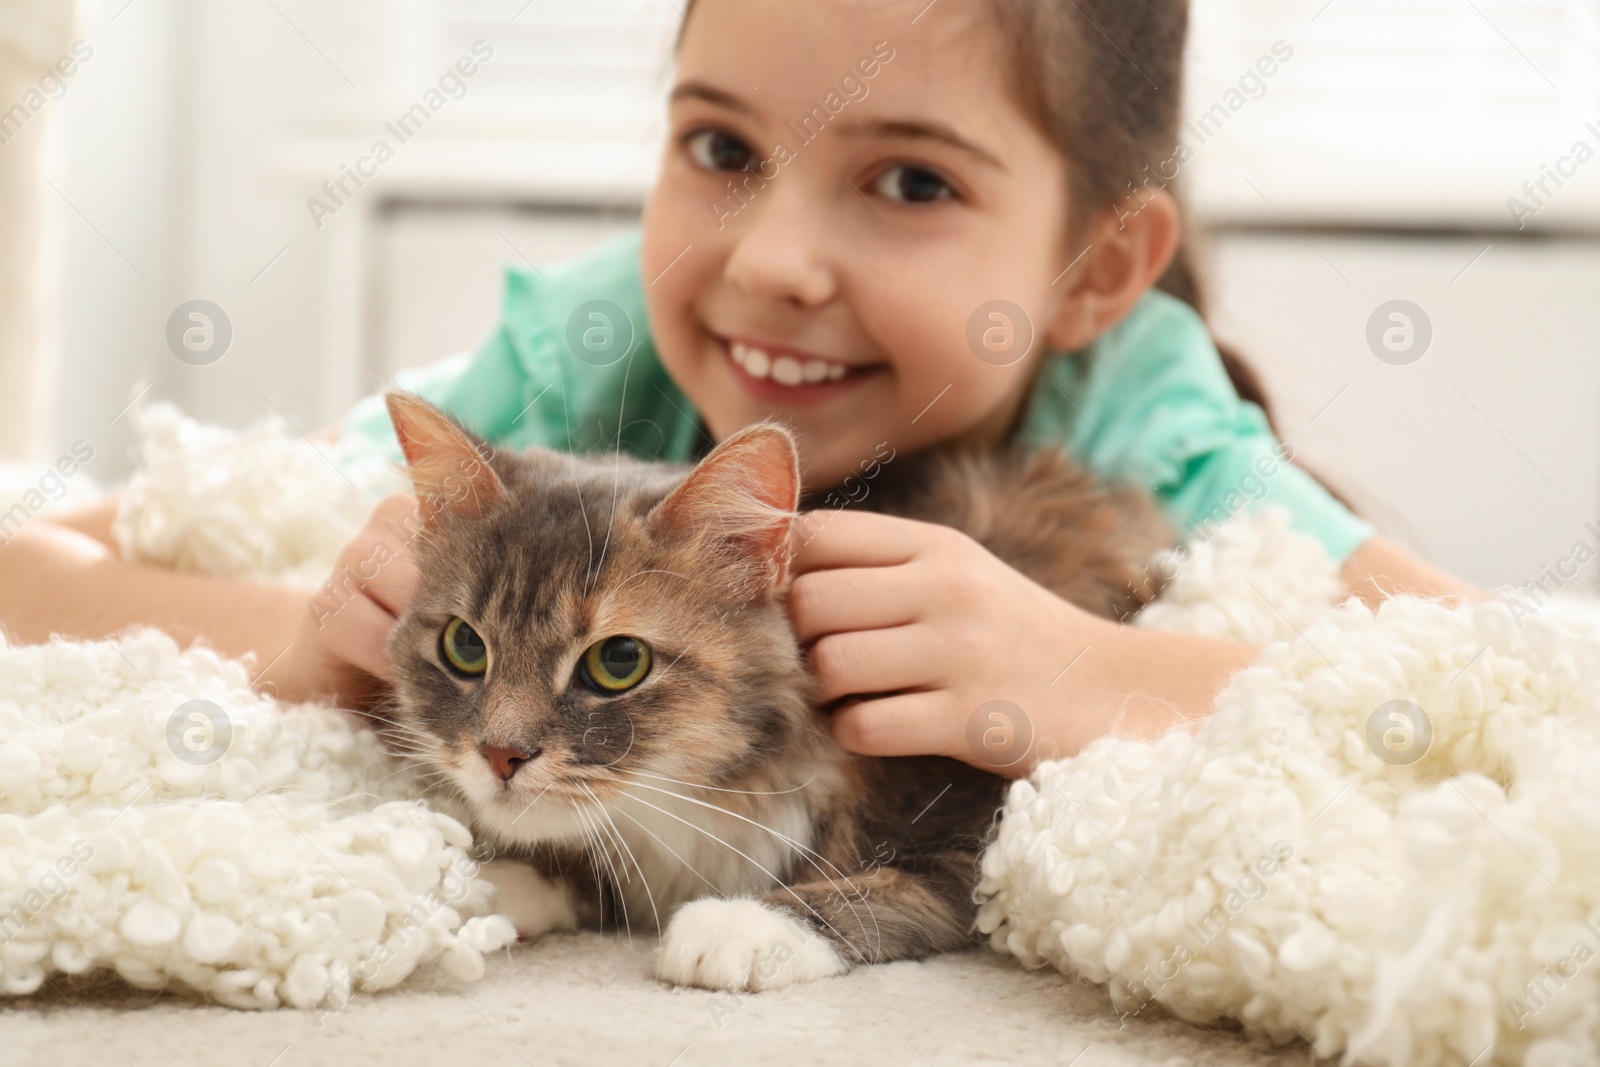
[
  {"xmin": 58, "ymin": 0, "xmax": 199, "ymax": 481},
  {"xmin": 0, "ymin": 0, "xmax": 74, "ymax": 462},
  {"xmin": 46, "ymin": 0, "xmax": 673, "ymax": 478},
  {"xmin": 1204, "ymin": 232, "xmax": 1600, "ymax": 592}
]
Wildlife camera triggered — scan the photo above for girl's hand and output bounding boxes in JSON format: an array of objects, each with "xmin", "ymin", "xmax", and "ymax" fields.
[
  {"xmin": 786, "ymin": 509, "xmax": 1097, "ymax": 775},
  {"xmin": 256, "ymin": 494, "xmax": 424, "ymax": 711},
  {"xmin": 785, "ymin": 509, "xmax": 1257, "ymax": 777}
]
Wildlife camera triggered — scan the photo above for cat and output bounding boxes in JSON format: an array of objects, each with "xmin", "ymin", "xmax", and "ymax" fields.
[{"xmin": 377, "ymin": 390, "xmax": 1173, "ymax": 992}]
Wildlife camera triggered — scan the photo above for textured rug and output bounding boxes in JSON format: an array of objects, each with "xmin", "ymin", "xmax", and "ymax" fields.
[{"xmin": 12, "ymin": 930, "xmax": 1315, "ymax": 1067}]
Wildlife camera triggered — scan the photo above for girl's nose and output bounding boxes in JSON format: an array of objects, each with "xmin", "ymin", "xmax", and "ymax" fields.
[{"xmin": 721, "ymin": 179, "xmax": 838, "ymax": 308}]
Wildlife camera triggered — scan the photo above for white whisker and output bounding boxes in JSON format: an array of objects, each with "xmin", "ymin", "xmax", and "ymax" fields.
[
  {"xmin": 566, "ymin": 800, "xmax": 610, "ymax": 932},
  {"xmin": 510, "ymin": 782, "xmax": 557, "ymax": 823},
  {"xmin": 582, "ymin": 783, "xmax": 664, "ymax": 937},
  {"xmin": 623, "ymin": 779, "xmax": 879, "ymax": 955},
  {"xmin": 587, "ymin": 392, "xmax": 628, "ymax": 599},
  {"xmin": 630, "ymin": 767, "xmax": 820, "ymax": 797},
  {"xmin": 573, "ymin": 799, "xmax": 634, "ymax": 947},
  {"xmin": 614, "ymin": 789, "xmax": 865, "ymax": 962},
  {"xmin": 603, "ymin": 801, "xmax": 727, "ymax": 900},
  {"xmin": 572, "ymin": 466, "xmax": 597, "ymax": 599}
]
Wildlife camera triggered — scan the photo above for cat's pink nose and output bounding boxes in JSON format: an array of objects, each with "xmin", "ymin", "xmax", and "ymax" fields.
[{"xmin": 479, "ymin": 743, "xmax": 537, "ymax": 782}]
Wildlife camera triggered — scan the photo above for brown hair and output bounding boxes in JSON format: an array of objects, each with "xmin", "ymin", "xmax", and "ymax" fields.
[{"xmin": 985, "ymin": 0, "xmax": 1357, "ymax": 512}]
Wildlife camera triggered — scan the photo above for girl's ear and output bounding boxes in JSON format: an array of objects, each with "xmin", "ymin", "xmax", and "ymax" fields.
[
  {"xmin": 384, "ymin": 391, "xmax": 505, "ymax": 526},
  {"xmin": 648, "ymin": 421, "xmax": 801, "ymax": 597},
  {"xmin": 1043, "ymin": 187, "xmax": 1182, "ymax": 351}
]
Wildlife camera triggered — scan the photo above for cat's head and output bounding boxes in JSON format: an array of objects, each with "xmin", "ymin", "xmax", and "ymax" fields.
[{"xmin": 380, "ymin": 392, "xmax": 823, "ymax": 849}]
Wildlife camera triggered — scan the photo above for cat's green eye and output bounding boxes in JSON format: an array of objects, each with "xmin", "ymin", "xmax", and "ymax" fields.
[
  {"xmin": 581, "ymin": 636, "xmax": 652, "ymax": 693},
  {"xmin": 441, "ymin": 617, "xmax": 489, "ymax": 677}
]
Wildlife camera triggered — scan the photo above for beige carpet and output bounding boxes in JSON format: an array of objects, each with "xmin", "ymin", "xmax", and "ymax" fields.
[{"xmin": 6, "ymin": 930, "xmax": 1312, "ymax": 1067}]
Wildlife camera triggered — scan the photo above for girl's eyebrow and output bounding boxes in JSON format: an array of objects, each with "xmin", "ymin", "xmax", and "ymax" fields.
[
  {"xmin": 669, "ymin": 79, "xmax": 1007, "ymax": 173},
  {"xmin": 834, "ymin": 117, "xmax": 1009, "ymax": 172},
  {"xmin": 669, "ymin": 80, "xmax": 755, "ymax": 116}
]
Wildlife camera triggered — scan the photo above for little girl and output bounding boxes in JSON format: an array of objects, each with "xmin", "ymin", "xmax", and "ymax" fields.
[{"xmin": 1, "ymin": 0, "xmax": 1479, "ymax": 775}]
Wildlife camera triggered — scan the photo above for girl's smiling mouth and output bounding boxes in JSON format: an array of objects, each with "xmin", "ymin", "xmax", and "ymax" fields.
[{"xmin": 716, "ymin": 334, "xmax": 887, "ymax": 405}]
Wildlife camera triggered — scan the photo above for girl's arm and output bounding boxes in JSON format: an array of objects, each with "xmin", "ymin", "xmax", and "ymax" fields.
[
  {"xmin": 0, "ymin": 495, "xmax": 417, "ymax": 710},
  {"xmin": 0, "ymin": 426, "xmax": 408, "ymax": 708},
  {"xmin": 0, "ymin": 519, "xmax": 304, "ymax": 670},
  {"xmin": 2, "ymin": 425, "xmax": 346, "ymax": 646},
  {"xmin": 1082, "ymin": 532, "xmax": 1489, "ymax": 736},
  {"xmin": 43, "ymin": 496, "xmax": 119, "ymax": 549},
  {"xmin": 1340, "ymin": 533, "xmax": 1485, "ymax": 607}
]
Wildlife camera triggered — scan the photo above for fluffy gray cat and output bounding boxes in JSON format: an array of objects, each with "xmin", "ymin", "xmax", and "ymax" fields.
[{"xmin": 378, "ymin": 390, "xmax": 1170, "ymax": 991}]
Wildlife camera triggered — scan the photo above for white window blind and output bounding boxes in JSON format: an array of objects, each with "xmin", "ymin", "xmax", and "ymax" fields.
[
  {"xmin": 271, "ymin": 0, "xmax": 1600, "ymax": 227},
  {"xmin": 1183, "ymin": 0, "xmax": 1600, "ymax": 225},
  {"xmin": 279, "ymin": 0, "xmax": 678, "ymax": 138}
]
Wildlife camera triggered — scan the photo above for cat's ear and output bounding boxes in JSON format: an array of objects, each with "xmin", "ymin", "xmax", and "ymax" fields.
[
  {"xmin": 648, "ymin": 421, "xmax": 801, "ymax": 596},
  {"xmin": 384, "ymin": 391, "xmax": 505, "ymax": 525}
]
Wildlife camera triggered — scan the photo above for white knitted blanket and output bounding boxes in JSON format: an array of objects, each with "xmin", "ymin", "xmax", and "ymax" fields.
[
  {"xmin": 6, "ymin": 403, "xmax": 1597, "ymax": 1067},
  {"xmin": 979, "ymin": 506, "xmax": 1600, "ymax": 1067},
  {"xmin": 0, "ymin": 406, "xmax": 515, "ymax": 1009}
]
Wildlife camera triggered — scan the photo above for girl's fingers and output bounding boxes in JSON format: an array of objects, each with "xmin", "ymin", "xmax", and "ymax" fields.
[
  {"xmin": 327, "ymin": 591, "xmax": 399, "ymax": 681},
  {"xmin": 788, "ymin": 509, "xmax": 938, "ymax": 575},
  {"xmin": 373, "ymin": 492, "xmax": 422, "ymax": 522},
  {"xmin": 829, "ymin": 689, "xmax": 959, "ymax": 760},
  {"xmin": 808, "ymin": 622, "xmax": 947, "ymax": 704},
  {"xmin": 787, "ymin": 564, "xmax": 923, "ymax": 644},
  {"xmin": 339, "ymin": 495, "xmax": 427, "ymax": 618},
  {"xmin": 356, "ymin": 550, "xmax": 421, "ymax": 618},
  {"xmin": 364, "ymin": 495, "xmax": 425, "ymax": 560}
]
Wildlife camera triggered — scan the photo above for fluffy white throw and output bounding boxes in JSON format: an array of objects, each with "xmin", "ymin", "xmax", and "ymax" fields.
[
  {"xmin": 0, "ymin": 405, "xmax": 515, "ymax": 1009},
  {"xmin": 6, "ymin": 403, "xmax": 1596, "ymax": 1067},
  {"xmin": 978, "ymin": 506, "xmax": 1600, "ymax": 1067}
]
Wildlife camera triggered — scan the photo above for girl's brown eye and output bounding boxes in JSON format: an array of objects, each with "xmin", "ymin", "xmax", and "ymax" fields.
[
  {"xmin": 873, "ymin": 164, "xmax": 954, "ymax": 204},
  {"xmin": 685, "ymin": 128, "xmax": 754, "ymax": 172},
  {"xmin": 580, "ymin": 636, "xmax": 651, "ymax": 693},
  {"xmin": 441, "ymin": 617, "xmax": 489, "ymax": 676}
]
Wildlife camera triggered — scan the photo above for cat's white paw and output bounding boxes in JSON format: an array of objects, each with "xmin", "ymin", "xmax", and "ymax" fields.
[
  {"xmin": 479, "ymin": 859, "xmax": 578, "ymax": 940},
  {"xmin": 655, "ymin": 897, "xmax": 849, "ymax": 991}
]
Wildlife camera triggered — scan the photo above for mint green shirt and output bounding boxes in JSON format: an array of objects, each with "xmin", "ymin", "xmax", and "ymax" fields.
[{"xmin": 339, "ymin": 228, "xmax": 1374, "ymax": 563}]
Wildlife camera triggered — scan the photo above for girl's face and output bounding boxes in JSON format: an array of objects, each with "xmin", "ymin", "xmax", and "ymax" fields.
[{"xmin": 641, "ymin": 0, "xmax": 1079, "ymax": 492}]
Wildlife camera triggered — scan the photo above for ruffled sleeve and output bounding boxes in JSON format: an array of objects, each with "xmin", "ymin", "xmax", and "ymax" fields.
[
  {"xmin": 1016, "ymin": 289, "xmax": 1375, "ymax": 565},
  {"xmin": 336, "ymin": 227, "xmax": 704, "ymax": 466},
  {"xmin": 336, "ymin": 329, "xmax": 528, "ymax": 465}
]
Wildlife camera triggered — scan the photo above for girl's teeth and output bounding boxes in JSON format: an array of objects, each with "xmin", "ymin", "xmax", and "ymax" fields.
[{"xmin": 729, "ymin": 341, "xmax": 856, "ymax": 385}]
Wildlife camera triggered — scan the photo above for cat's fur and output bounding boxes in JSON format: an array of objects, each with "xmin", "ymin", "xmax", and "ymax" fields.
[{"xmin": 378, "ymin": 391, "xmax": 1173, "ymax": 991}]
